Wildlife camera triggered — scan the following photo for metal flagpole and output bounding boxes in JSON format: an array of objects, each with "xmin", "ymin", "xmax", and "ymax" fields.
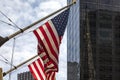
[
  {"xmin": 0, "ymin": 68, "xmax": 3, "ymax": 80},
  {"xmin": 3, "ymin": 54, "xmax": 38, "ymax": 77},
  {"xmin": 0, "ymin": 0, "xmax": 76, "ymax": 47}
]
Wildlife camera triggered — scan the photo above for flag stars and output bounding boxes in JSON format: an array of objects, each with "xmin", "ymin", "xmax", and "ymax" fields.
[{"xmin": 51, "ymin": 9, "xmax": 69, "ymax": 36}]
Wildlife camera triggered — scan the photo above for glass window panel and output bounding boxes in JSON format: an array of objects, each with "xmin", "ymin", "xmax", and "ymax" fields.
[
  {"xmin": 99, "ymin": 0, "xmax": 113, "ymax": 4},
  {"xmin": 113, "ymin": 0, "xmax": 120, "ymax": 6}
]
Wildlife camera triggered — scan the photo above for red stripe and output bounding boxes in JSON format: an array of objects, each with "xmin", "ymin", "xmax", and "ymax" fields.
[
  {"xmin": 37, "ymin": 35, "xmax": 58, "ymax": 72},
  {"xmin": 38, "ymin": 45, "xmax": 44, "ymax": 54},
  {"xmin": 33, "ymin": 26, "xmax": 58, "ymax": 72},
  {"xmin": 39, "ymin": 26, "xmax": 58, "ymax": 61},
  {"xmin": 37, "ymin": 45, "xmax": 58, "ymax": 73},
  {"xmin": 44, "ymin": 61, "xmax": 57, "ymax": 73},
  {"xmin": 47, "ymin": 72, "xmax": 51, "ymax": 80},
  {"xmin": 45, "ymin": 22, "xmax": 59, "ymax": 51},
  {"xmin": 33, "ymin": 28, "xmax": 41, "ymax": 42},
  {"xmin": 38, "ymin": 52, "xmax": 48, "ymax": 61},
  {"xmin": 37, "ymin": 59, "xmax": 44, "ymax": 71},
  {"xmin": 37, "ymin": 44, "xmax": 58, "ymax": 73},
  {"xmin": 41, "ymin": 55, "xmax": 48, "ymax": 61},
  {"xmin": 47, "ymin": 72, "xmax": 55, "ymax": 80},
  {"xmin": 37, "ymin": 27, "xmax": 58, "ymax": 71},
  {"xmin": 32, "ymin": 60, "xmax": 44, "ymax": 80},
  {"xmin": 29, "ymin": 60, "xmax": 56, "ymax": 80},
  {"xmin": 45, "ymin": 68, "xmax": 57, "ymax": 74},
  {"xmin": 34, "ymin": 30, "xmax": 51, "ymax": 59},
  {"xmin": 28, "ymin": 65, "xmax": 38, "ymax": 80},
  {"xmin": 38, "ymin": 44, "xmax": 46, "ymax": 59}
]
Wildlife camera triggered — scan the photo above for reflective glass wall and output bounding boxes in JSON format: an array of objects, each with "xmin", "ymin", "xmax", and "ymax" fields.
[
  {"xmin": 67, "ymin": 0, "xmax": 80, "ymax": 80},
  {"xmin": 80, "ymin": 0, "xmax": 120, "ymax": 80},
  {"xmin": 67, "ymin": 0, "xmax": 120, "ymax": 80}
]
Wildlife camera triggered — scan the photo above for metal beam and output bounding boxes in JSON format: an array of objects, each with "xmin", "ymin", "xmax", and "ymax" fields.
[{"xmin": 3, "ymin": 54, "xmax": 38, "ymax": 77}]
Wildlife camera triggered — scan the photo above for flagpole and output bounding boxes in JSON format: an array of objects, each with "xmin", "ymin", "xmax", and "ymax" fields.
[
  {"xmin": 0, "ymin": 68, "xmax": 3, "ymax": 80},
  {"xmin": 0, "ymin": 0, "xmax": 76, "ymax": 47},
  {"xmin": 3, "ymin": 54, "xmax": 39, "ymax": 77}
]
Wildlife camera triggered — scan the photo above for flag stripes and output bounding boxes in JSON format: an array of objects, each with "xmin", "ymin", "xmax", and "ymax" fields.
[
  {"xmin": 28, "ymin": 58, "xmax": 56, "ymax": 80},
  {"xmin": 46, "ymin": 21, "xmax": 60, "ymax": 50},
  {"xmin": 28, "ymin": 58, "xmax": 46, "ymax": 80},
  {"xmin": 42, "ymin": 24, "xmax": 58, "ymax": 55},
  {"xmin": 29, "ymin": 9, "xmax": 70, "ymax": 80},
  {"xmin": 33, "ymin": 22, "xmax": 59, "ymax": 70},
  {"xmin": 38, "ymin": 44, "xmax": 57, "ymax": 73},
  {"xmin": 39, "ymin": 26, "xmax": 58, "ymax": 60},
  {"xmin": 47, "ymin": 20, "xmax": 60, "ymax": 45},
  {"xmin": 46, "ymin": 72, "xmax": 56, "ymax": 80}
]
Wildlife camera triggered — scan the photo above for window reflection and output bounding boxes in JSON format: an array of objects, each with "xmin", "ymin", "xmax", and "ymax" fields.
[{"xmin": 99, "ymin": 30, "xmax": 111, "ymax": 38}]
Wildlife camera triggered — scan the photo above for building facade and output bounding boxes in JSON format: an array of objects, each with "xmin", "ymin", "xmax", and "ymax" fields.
[
  {"xmin": 67, "ymin": 62, "xmax": 79, "ymax": 80},
  {"xmin": 67, "ymin": 0, "xmax": 120, "ymax": 80},
  {"xmin": 67, "ymin": 0, "xmax": 80, "ymax": 80},
  {"xmin": 17, "ymin": 71, "xmax": 34, "ymax": 80}
]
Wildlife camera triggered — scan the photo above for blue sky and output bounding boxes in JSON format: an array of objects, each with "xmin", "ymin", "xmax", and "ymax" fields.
[{"xmin": 0, "ymin": 0, "xmax": 67, "ymax": 80}]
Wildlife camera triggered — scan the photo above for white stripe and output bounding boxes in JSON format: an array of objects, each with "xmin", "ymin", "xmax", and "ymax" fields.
[
  {"xmin": 47, "ymin": 63, "xmax": 54, "ymax": 68},
  {"xmin": 30, "ymin": 64, "xmax": 41, "ymax": 80},
  {"xmin": 39, "ymin": 52, "xmax": 49, "ymax": 64},
  {"xmin": 36, "ymin": 29, "xmax": 58, "ymax": 64},
  {"xmin": 45, "ymin": 68, "xmax": 57, "ymax": 73},
  {"xmin": 44, "ymin": 58, "xmax": 49, "ymax": 64},
  {"xmin": 39, "ymin": 52, "xmax": 46, "ymax": 57},
  {"xmin": 35, "ymin": 60, "xmax": 46, "ymax": 80},
  {"xmin": 42, "ymin": 24, "xmax": 58, "ymax": 56},
  {"xmin": 48, "ymin": 20, "xmax": 60, "ymax": 45}
]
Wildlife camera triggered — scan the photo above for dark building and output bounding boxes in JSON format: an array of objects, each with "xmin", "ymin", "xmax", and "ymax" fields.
[
  {"xmin": 67, "ymin": 62, "xmax": 80, "ymax": 80},
  {"xmin": 17, "ymin": 71, "xmax": 34, "ymax": 80},
  {"xmin": 67, "ymin": 0, "xmax": 120, "ymax": 80}
]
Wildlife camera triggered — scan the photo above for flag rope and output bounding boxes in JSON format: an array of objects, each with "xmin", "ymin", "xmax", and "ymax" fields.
[
  {"xmin": 0, "ymin": 11, "xmax": 21, "ymax": 30},
  {"xmin": 0, "ymin": 20, "xmax": 16, "ymax": 28}
]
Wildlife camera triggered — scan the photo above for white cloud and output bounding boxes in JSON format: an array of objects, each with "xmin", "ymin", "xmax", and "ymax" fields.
[{"xmin": 0, "ymin": 0, "xmax": 67, "ymax": 80}]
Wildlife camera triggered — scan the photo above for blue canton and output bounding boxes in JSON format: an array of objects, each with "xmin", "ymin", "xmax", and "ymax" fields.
[{"xmin": 51, "ymin": 9, "xmax": 70, "ymax": 36}]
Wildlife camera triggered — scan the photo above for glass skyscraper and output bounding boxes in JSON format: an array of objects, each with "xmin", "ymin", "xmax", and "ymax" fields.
[
  {"xmin": 67, "ymin": 0, "xmax": 80, "ymax": 80},
  {"xmin": 17, "ymin": 72, "xmax": 34, "ymax": 80},
  {"xmin": 67, "ymin": 0, "xmax": 120, "ymax": 80}
]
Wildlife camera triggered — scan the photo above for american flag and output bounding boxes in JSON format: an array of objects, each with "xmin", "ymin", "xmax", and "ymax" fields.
[
  {"xmin": 37, "ymin": 44, "xmax": 57, "ymax": 73},
  {"xmin": 28, "ymin": 58, "xmax": 46, "ymax": 80},
  {"xmin": 28, "ymin": 58, "xmax": 56, "ymax": 80},
  {"xmin": 29, "ymin": 8, "xmax": 69, "ymax": 80},
  {"xmin": 34, "ymin": 8, "xmax": 69, "ymax": 72}
]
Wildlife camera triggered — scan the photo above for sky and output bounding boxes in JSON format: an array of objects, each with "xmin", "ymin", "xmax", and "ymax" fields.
[{"xmin": 0, "ymin": 0, "xmax": 67, "ymax": 80}]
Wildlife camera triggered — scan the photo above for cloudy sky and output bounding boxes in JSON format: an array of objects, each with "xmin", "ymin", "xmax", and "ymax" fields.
[{"xmin": 0, "ymin": 0, "xmax": 68, "ymax": 80}]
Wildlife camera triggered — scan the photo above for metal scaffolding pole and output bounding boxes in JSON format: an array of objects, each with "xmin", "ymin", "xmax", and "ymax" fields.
[{"xmin": 3, "ymin": 54, "xmax": 38, "ymax": 77}]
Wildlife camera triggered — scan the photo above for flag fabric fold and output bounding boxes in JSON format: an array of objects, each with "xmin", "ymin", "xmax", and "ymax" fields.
[
  {"xmin": 28, "ymin": 58, "xmax": 56, "ymax": 80},
  {"xmin": 28, "ymin": 58, "xmax": 46, "ymax": 80},
  {"xmin": 28, "ymin": 8, "xmax": 70, "ymax": 80}
]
